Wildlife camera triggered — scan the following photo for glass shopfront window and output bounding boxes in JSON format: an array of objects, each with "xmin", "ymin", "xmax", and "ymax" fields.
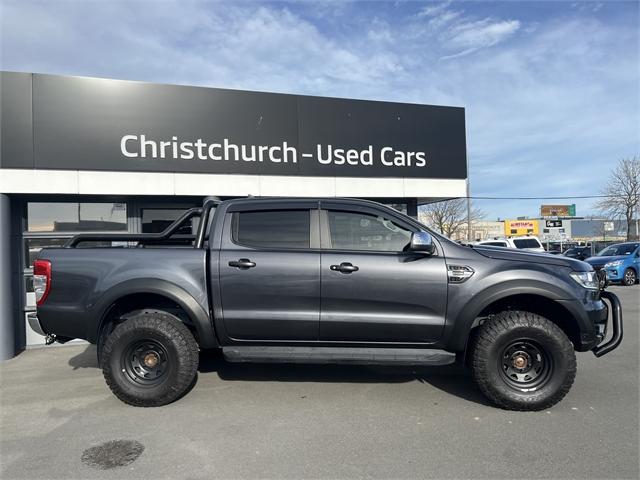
[
  {"xmin": 27, "ymin": 202, "xmax": 127, "ymax": 232},
  {"xmin": 385, "ymin": 203, "xmax": 408, "ymax": 214},
  {"xmin": 142, "ymin": 208, "xmax": 197, "ymax": 235}
]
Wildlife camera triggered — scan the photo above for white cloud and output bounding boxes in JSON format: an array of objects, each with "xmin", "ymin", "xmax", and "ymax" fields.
[
  {"xmin": 442, "ymin": 18, "xmax": 521, "ymax": 58},
  {"xmin": 416, "ymin": 1, "xmax": 453, "ymax": 19},
  {"xmin": 427, "ymin": 9, "xmax": 464, "ymax": 29}
]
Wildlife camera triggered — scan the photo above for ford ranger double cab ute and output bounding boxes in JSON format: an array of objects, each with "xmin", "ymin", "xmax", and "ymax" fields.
[{"xmin": 29, "ymin": 197, "xmax": 623, "ymax": 410}]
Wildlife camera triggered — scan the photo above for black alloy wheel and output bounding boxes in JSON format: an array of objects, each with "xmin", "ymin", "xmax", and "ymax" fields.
[
  {"xmin": 122, "ymin": 339, "xmax": 170, "ymax": 387},
  {"xmin": 499, "ymin": 339, "xmax": 553, "ymax": 391}
]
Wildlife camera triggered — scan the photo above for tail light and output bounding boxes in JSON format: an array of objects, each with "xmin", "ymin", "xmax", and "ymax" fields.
[{"xmin": 33, "ymin": 259, "xmax": 52, "ymax": 306}]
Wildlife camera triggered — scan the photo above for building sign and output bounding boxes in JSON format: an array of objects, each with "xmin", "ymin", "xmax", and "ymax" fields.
[
  {"xmin": 540, "ymin": 204, "xmax": 576, "ymax": 217},
  {"xmin": 505, "ymin": 220, "xmax": 539, "ymax": 236},
  {"xmin": 1, "ymin": 72, "xmax": 468, "ymax": 179},
  {"xmin": 545, "ymin": 220, "xmax": 563, "ymax": 228}
]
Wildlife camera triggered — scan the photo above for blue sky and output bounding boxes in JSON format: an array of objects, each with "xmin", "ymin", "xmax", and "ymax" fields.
[{"xmin": 2, "ymin": 0, "xmax": 638, "ymax": 219}]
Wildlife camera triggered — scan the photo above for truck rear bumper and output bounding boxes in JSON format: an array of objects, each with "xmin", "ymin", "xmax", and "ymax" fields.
[
  {"xmin": 27, "ymin": 313, "xmax": 46, "ymax": 336},
  {"xmin": 592, "ymin": 291, "xmax": 623, "ymax": 357}
]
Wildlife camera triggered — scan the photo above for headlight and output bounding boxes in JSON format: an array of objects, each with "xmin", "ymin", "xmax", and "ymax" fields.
[
  {"xmin": 569, "ymin": 271, "xmax": 599, "ymax": 290},
  {"xmin": 604, "ymin": 260, "xmax": 624, "ymax": 268}
]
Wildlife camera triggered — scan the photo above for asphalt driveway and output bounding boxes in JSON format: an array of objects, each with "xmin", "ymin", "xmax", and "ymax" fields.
[{"xmin": 1, "ymin": 286, "xmax": 638, "ymax": 479}]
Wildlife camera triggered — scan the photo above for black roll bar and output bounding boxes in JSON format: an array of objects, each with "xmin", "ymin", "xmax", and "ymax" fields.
[
  {"xmin": 65, "ymin": 204, "xmax": 214, "ymax": 248},
  {"xmin": 194, "ymin": 197, "xmax": 220, "ymax": 249}
]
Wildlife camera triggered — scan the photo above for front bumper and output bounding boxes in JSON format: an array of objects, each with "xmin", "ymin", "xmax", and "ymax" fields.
[
  {"xmin": 605, "ymin": 267, "xmax": 624, "ymax": 281},
  {"xmin": 592, "ymin": 291, "xmax": 624, "ymax": 357},
  {"xmin": 594, "ymin": 265, "xmax": 624, "ymax": 282}
]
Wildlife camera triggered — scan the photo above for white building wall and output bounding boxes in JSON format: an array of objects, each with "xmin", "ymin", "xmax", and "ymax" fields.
[{"xmin": 0, "ymin": 169, "xmax": 467, "ymax": 199}]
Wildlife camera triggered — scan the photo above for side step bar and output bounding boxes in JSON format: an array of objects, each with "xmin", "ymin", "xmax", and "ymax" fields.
[{"xmin": 222, "ymin": 346, "xmax": 456, "ymax": 366}]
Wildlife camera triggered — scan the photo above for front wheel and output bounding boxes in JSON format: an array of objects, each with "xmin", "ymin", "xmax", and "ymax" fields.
[
  {"xmin": 470, "ymin": 311, "xmax": 576, "ymax": 411},
  {"xmin": 100, "ymin": 311, "xmax": 199, "ymax": 407},
  {"xmin": 622, "ymin": 268, "xmax": 637, "ymax": 286}
]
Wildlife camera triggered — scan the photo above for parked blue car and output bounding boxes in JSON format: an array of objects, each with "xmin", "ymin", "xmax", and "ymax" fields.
[{"xmin": 586, "ymin": 242, "xmax": 640, "ymax": 286}]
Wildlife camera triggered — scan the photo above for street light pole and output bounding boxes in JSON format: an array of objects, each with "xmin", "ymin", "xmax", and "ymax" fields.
[{"xmin": 467, "ymin": 191, "xmax": 471, "ymax": 242}]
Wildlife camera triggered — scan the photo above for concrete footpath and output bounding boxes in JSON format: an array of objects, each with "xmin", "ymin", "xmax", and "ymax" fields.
[{"xmin": 1, "ymin": 286, "xmax": 638, "ymax": 479}]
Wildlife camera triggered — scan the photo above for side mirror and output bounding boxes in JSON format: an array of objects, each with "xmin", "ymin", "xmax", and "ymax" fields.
[{"xmin": 409, "ymin": 231, "xmax": 435, "ymax": 254}]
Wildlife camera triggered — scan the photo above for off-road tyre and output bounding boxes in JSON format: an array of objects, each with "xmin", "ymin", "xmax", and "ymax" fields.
[
  {"xmin": 622, "ymin": 268, "xmax": 637, "ymax": 286},
  {"xmin": 101, "ymin": 310, "xmax": 199, "ymax": 407},
  {"xmin": 470, "ymin": 311, "xmax": 576, "ymax": 411}
]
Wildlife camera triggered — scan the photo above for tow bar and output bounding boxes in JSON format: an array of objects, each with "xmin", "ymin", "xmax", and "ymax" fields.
[{"xmin": 592, "ymin": 290, "xmax": 623, "ymax": 357}]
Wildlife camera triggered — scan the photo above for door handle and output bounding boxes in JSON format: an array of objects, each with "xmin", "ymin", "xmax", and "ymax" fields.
[
  {"xmin": 229, "ymin": 258, "xmax": 256, "ymax": 269},
  {"xmin": 330, "ymin": 262, "xmax": 359, "ymax": 274}
]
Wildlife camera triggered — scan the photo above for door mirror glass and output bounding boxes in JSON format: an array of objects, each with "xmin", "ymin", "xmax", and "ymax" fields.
[{"xmin": 409, "ymin": 231, "xmax": 435, "ymax": 254}]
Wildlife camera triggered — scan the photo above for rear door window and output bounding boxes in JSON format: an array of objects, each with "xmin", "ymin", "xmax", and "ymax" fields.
[{"xmin": 233, "ymin": 210, "xmax": 310, "ymax": 249}]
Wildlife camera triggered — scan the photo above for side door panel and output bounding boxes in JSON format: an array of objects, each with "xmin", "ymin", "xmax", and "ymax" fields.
[
  {"xmin": 217, "ymin": 205, "xmax": 321, "ymax": 342},
  {"xmin": 219, "ymin": 250, "xmax": 320, "ymax": 340},
  {"xmin": 319, "ymin": 204, "xmax": 448, "ymax": 343}
]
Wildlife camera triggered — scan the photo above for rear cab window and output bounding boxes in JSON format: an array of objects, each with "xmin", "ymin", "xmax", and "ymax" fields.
[{"xmin": 513, "ymin": 239, "xmax": 542, "ymax": 249}]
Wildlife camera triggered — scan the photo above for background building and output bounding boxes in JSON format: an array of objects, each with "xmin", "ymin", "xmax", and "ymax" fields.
[{"xmin": 0, "ymin": 72, "xmax": 469, "ymax": 359}]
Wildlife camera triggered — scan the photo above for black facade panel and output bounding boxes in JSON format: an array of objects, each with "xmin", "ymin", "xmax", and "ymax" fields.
[
  {"xmin": 0, "ymin": 72, "xmax": 34, "ymax": 169},
  {"xmin": 296, "ymin": 96, "xmax": 467, "ymax": 178},
  {"xmin": 5, "ymin": 73, "xmax": 467, "ymax": 179},
  {"xmin": 32, "ymin": 74, "xmax": 300, "ymax": 175}
]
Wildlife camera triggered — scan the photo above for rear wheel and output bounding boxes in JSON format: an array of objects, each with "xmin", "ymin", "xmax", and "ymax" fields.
[
  {"xmin": 101, "ymin": 311, "xmax": 199, "ymax": 407},
  {"xmin": 622, "ymin": 268, "xmax": 637, "ymax": 286},
  {"xmin": 470, "ymin": 311, "xmax": 576, "ymax": 411}
]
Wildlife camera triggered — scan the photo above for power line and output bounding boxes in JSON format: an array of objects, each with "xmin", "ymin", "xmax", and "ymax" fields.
[{"xmin": 463, "ymin": 194, "xmax": 613, "ymax": 200}]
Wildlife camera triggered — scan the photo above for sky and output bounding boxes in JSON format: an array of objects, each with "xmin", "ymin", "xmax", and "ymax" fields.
[{"xmin": 1, "ymin": 0, "xmax": 638, "ymax": 219}]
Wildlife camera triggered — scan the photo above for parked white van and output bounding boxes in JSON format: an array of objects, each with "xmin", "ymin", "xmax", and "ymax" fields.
[{"xmin": 475, "ymin": 235, "xmax": 545, "ymax": 253}]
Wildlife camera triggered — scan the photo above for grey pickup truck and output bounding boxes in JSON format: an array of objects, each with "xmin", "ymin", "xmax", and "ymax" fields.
[{"xmin": 30, "ymin": 197, "xmax": 623, "ymax": 410}]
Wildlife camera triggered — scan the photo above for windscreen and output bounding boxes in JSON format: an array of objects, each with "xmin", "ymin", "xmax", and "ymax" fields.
[{"xmin": 598, "ymin": 244, "xmax": 639, "ymax": 256}]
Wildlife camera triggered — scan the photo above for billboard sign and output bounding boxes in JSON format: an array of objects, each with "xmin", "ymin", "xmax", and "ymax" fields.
[
  {"xmin": 540, "ymin": 204, "xmax": 576, "ymax": 217},
  {"xmin": 505, "ymin": 220, "xmax": 539, "ymax": 236}
]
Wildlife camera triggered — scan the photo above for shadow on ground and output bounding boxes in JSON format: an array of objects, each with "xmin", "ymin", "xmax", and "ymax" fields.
[{"xmin": 69, "ymin": 345, "xmax": 490, "ymax": 406}]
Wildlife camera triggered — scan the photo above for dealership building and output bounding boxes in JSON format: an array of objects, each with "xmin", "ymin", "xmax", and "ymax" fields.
[{"xmin": 0, "ymin": 72, "xmax": 468, "ymax": 359}]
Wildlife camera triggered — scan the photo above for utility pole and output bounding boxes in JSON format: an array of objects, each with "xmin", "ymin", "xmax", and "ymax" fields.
[{"xmin": 466, "ymin": 150, "xmax": 471, "ymax": 242}]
